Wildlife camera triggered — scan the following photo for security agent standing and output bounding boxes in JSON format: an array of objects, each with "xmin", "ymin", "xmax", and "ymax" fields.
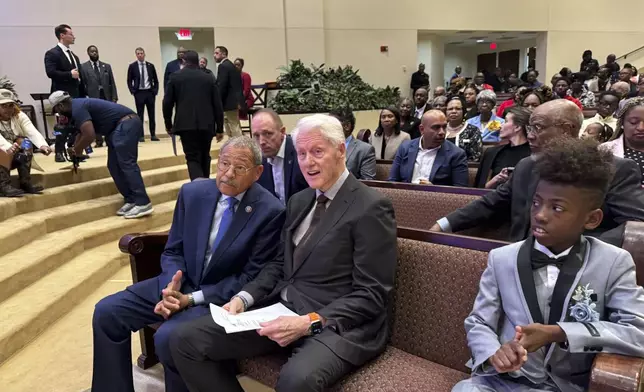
[{"xmin": 49, "ymin": 91, "xmax": 153, "ymax": 219}]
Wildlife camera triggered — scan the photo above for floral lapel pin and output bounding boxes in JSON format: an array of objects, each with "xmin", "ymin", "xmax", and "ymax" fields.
[{"xmin": 569, "ymin": 283, "xmax": 600, "ymax": 322}]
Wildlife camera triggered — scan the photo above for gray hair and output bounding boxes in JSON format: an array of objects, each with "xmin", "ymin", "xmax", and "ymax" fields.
[
  {"xmin": 476, "ymin": 89, "xmax": 497, "ymax": 105},
  {"xmin": 291, "ymin": 114, "xmax": 345, "ymax": 148},
  {"xmin": 220, "ymin": 136, "xmax": 262, "ymax": 165}
]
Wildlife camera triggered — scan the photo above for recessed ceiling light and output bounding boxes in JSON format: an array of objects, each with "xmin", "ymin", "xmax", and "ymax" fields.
[{"xmin": 476, "ymin": 39, "xmax": 484, "ymax": 43}]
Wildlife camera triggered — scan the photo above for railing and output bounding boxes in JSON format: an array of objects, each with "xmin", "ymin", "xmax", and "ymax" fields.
[{"xmin": 616, "ymin": 45, "xmax": 644, "ymax": 61}]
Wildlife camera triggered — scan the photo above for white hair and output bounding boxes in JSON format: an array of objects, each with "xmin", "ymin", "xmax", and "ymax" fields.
[{"xmin": 291, "ymin": 114, "xmax": 345, "ymax": 148}]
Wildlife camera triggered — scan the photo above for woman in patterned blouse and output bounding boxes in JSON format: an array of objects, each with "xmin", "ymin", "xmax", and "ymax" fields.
[
  {"xmin": 601, "ymin": 97, "xmax": 644, "ymax": 186},
  {"xmin": 444, "ymin": 97, "xmax": 483, "ymax": 161}
]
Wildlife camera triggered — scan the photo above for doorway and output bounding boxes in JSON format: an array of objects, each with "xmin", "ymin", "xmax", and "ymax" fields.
[{"xmin": 158, "ymin": 27, "xmax": 216, "ymax": 73}]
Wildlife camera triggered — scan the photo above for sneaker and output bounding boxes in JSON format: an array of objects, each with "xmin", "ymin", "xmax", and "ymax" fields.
[
  {"xmin": 124, "ymin": 203, "xmax": 154, "ymax": 219},
  {"xmin": 116, "ymin": 203, "xmax": 136, "ymax": 216}
]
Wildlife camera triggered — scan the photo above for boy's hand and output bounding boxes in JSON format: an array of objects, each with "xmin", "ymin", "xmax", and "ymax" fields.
[
  {"xmin": 488, "ymin": 330, "xmax": 527, "ymax": 373},
  {"xmin": 516, "ymin": 324, "xmax": 567, "ymax": 352}
]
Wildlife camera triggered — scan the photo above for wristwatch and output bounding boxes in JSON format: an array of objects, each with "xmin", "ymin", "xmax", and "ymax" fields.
[
  {"xmin": 187, "ymin": 293, "xmax": 195, "ymax": 307},
  {"xmin": 308, "ymin": 312, "xmax": 323, "ymax": 335}
]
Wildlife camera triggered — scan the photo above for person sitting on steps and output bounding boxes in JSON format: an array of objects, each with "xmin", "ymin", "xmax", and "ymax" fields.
[{"xmin": 0, "ymin": 89, "xmax": 52, "ymax": 197}]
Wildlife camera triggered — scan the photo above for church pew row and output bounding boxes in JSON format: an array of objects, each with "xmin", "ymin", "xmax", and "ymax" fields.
[{"xmin": 119, "ymin": 227, "xmax": 644, "ymax": 391}]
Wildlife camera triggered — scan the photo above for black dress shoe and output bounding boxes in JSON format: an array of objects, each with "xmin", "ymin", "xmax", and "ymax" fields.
[
  {"xmin": 139, "ymin": 137, "xmax": 145, "ymax": 142},
  {"xmin": 95, "ymin": 141, "xmax": 104, "ymax": 148},
  {"xmin": 151, "ymin": 136, "xmax": 160, "ymax": 141},
  {"xmin": 21, "ymin": 183, "xmax": 44, "ymax": 194},
  {"xmin": 55, "ymin": 153, "xmax": 65, "ymax": 162}
]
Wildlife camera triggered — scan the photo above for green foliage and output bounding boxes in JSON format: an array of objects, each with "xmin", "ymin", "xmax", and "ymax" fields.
[{"xmin": 270, "ymin": 60, "xmax": 400, "ymax": 113}]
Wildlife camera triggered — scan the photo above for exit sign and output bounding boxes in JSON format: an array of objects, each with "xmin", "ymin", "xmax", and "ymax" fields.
[{"xmin": 176, "ymin": 29, "xmax": 193, "ymax": 40}]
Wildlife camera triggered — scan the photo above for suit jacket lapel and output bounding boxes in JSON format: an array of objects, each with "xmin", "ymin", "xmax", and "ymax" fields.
[
  {"xmin": 521, "ymin": 158, "xmax": 540, "ymax": 238},
  {"xmin": 57, "ymin": 46, "xmax": 73, "ymax": 68},
  {"xmin": 195, "ymin": 186, "xmax": 221, "ymax": 280},
  {"xmin": 284, "ymin": 137, "xmax": 296, "ymax": 199},
  {"xmin": 290, "ymin": 176, "xmax": 357, "ymax": 276},
  {"xmin": 516, "ymin": 236, "xmax": 545, "ymax": 324},
  {"xmin": 430, "ymin": 143, "xmax": 447, "ymax": 181},
  {"xmin": 346, "ymin": 139, "xmax": 357, "ymax": 165},
  {"xmin": 203, "ymin": 186, "xmax": 259, "ymax": 277},
  {"xmin": 405, "ymin": 141, "xmax": 420, "ymax": 181},
  {"xmin": 547, "ymin": 237, "xmax": 586, "ymax": 325}
]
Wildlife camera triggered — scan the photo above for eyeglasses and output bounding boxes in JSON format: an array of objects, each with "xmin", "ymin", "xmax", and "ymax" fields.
[
  {"xmin": 217, "ymin": 161, "xmax": 253, "ymax": 176},
  {"xmin": 525, "ymin": 123, "xmax": 569, "ymax": 135}
]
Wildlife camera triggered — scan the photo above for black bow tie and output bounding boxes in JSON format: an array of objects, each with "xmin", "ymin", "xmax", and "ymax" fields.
[{"xmin": 531, "ymin": 249, "xmax": 568, "ymax": 270}]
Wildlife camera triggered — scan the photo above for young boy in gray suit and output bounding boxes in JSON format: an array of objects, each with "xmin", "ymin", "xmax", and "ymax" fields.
[{"xmin": 453, "ymin": 137, "xmax": 644, "ymax": 392}]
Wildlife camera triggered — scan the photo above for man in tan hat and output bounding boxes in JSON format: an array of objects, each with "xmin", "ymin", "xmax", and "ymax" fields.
[{"xmin": 0, "ymin": 89, "xmax": 51, "ymax": 196}]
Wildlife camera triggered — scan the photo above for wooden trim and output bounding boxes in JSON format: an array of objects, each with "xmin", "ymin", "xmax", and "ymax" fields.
[
  {"xmin": 362, "ymin": 179, "xmax": 491, "ymax": 196},
  {"xmin": 397, "ymin": 227, "xmax": 508, "ymax": 252}
]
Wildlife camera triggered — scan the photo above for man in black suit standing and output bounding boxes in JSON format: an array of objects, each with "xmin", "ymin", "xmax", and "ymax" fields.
[
  {"xmin": 431, "ymin": 99, "xmax": 644, "ymax": 246},
  {"xmin": 169, "ymin": 114, "xmax": 398, "ymax": 392},
  {"xmin": 163, "ymin": 51, "xmax": 224, "ymax": 181},
  {"xmin": 252, "ymin": 108, "xmax": 308, "ymax": 204},
  {"xmin": 214, "ymin": 46, "xmax": 243, "ymax": 138},
  {"xmin": 127, "ymin": 47, "xmax": 159, "ymax": 142},
  {"xmin": 80, "ymin": 45, "xmax": 118, "ymax": 147},
  {"xmin": 163, "ymin": 46, "xmax": 185, "ymax": 90},
  {"xmin": 44, "ymin": 24, "xmax": 85, "ymax": 98}
]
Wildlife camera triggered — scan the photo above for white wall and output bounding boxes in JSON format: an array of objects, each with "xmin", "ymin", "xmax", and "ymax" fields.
[{"xmin": 159, "ymin": 28, "xmax": 216, "ymax": 73}]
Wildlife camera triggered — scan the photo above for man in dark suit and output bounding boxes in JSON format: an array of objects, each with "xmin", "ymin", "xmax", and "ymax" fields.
[
  {"xmin": 163, "ymin": 51, "xmax": 224, "ymax": 180},
  {"xmin": 431, "ymin": 100, "xmax": 644, "ymax": 246},
  {"xmin": 410, "ymin": 63, "xmax": 430, "ymax": 95},
  {"xmin": 251, "ymin": 108, "xmax": 308, "ymax": 204},
  {"xmin": 44, "ymin": 24, "xmax": 85, "ymax": 98},
  {"xmin": 80, "ymin": 45, "xmax": 118, "ymax": 147},
  {"xmin": 163, "ymin": 46, "xmax": 185, "ymax": 89},
  {"xmin": 169, "ymin": 114, "xmax": 398, "ymax": 392},
  {"xmin": 91, "ymin": 137, "xmax": 285, "ymax": 392},
  {"xmin": 388, "ymin": 110, "xmax": 469, "ymax": 186},
  {"xmin": 214, "ymin": 46, "xmax": 243, "ymax": 137},
  {"xmin": 127, "ymin": 47, "xmax": 159, "ymax": 142},
  {"xmin": 330, "ymin": 107, "xmax": 376, "ymax": 180}
]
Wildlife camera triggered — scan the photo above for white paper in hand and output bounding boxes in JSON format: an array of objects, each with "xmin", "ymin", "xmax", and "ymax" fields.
[{"xmin": 210, "ymin": 302, "xmax": 298, "ymax": 334}]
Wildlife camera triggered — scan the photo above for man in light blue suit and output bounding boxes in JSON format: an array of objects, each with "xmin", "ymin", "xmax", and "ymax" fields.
[
  {"xmin": 91, "ymin": 136, "xmax": 285, "ymax": 392},
  {"xmin": 388, "ymin": 110, "xmax": 469, "ymax": 186}
]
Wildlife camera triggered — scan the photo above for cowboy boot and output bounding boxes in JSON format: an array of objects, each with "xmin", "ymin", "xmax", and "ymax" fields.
[
  {"xmin": 16, "ymin": 157, "xmax": 43, "ymax": 194},
  {"xmin": 0, "ymin": 166, "xmax": 24, "ymax": 197}
]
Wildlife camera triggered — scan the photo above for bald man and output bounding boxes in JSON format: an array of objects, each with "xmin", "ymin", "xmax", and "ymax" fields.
[
  {"xmin": 388, "ymin": 110, "xmax": 469, "ymax": 186},
  {"xmin": 432, "ymin": 100, "xmax": 644, "ymax": 246},
  {"xmin": 433, "ymin": 86, "xmax": 446, "ymax": 98}
]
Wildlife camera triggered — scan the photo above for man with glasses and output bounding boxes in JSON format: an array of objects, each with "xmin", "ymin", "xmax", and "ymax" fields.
[
  {"xmin": 90, "ymin": 136, "xmax": 285, "ymax": 392},
  {"xmin": 431, "ymin": 99, "xmax": 644, "ymax": 246}
]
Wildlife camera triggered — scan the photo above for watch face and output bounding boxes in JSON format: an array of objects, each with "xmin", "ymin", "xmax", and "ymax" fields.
[{"xmin": 311, "ymin": 321, "xmax": 323, "ymax": 335}]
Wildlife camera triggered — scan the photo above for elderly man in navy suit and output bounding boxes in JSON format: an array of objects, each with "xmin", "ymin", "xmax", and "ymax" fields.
[
  {"xmin": 90, "ymin": 136, "xmax": 285, "ymax": 392},
  {"xmin": 252, "ymin": 108, "xmax": 309, "ymax": 204},
  {"xmin": 388, "ymin": 110, "xmax": 469, "ymax": 186}
]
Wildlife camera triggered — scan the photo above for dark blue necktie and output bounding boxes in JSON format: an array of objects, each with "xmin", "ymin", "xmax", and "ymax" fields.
[
  {"xmin": 212, "ymin": 197, "xmax": 238, "ymax": 252},
  {"xmin": 139, "ymin": 63, "xmax": 145, "ymax": 89}
]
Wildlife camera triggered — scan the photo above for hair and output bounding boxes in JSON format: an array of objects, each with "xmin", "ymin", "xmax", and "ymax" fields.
[
  {"xmin": 585, "ymin": 122, "xmax": 614, "ymax": 143},
  {"xmin": 135, "ymin": 47, "xmax": 145, "ymax": 53},
  {"xmin": 559, "ymin": 67, "xmax": 572, "ymax": 77},
  {"xmin": 610, "ymin": 81, "xmax": 631, "ymax": 98},
  {"xmin": 476, "ymin": 89, "xmax": 497, "ymax": 105},
  {"xmin": 611, "ymin": 96, "xmax": 644, "ymax": 141},
  {"xmin": 200, "ymin": 56, "xmax": 208, "ymax": 64},
  {"xmin": 182, "ymin": 50, "xmax": 199, "ymax": 66},
  {"xmin": 253, "ymin": 108, "xmax": 284, "ymax": 129},
  {"xmin": 505, "ymin": 106, "xmax": 531, "ymax": 136},
  {"xmin": 86, "ymin": 45, "xmax": 97, "ymax": 53},
  {"xmin": 234, "ymin": 58, "xmax": 245, "ymax": 68},
  {"xmin": 432, "ymin": 95, "xmax": 448, "ymax": 108},
  {"xmin": 328, "ymin": 107, "xmax": 356, "ymax": 132},
  {"xmin": 598, "ymin": 90, "xmax": 621, "ymax": 103},
  {"xmin": 220, "ymin": 136, "xmax": 262, "ymax": 166},
  {"xmin": 583, "ymin": 50, "xmax": 593, "ymax": 57},
  {"xmin": 554, "ymin": 76, "xmax": 571, "ymax": 86},
  {"xmin": 520, "ymin": 89, "xmax": 545, "ymax": 106},
  {"xmin": 215, "ymin": 46, "xmax": 229, "ymax": 56},
  {"xmin": 535, "ymin": 137, "xmax": 614, "ymax": 208},
  {"xmin": 291, "ymin": 114, "xmax": 345, "ymax": 148},
  {"xmin": 375, "ymin": 106, "xmax": 402, "ymax": 137},
  {"xmin": 54, "ymin": 24, "xmax": 71, "ymax": 39}
]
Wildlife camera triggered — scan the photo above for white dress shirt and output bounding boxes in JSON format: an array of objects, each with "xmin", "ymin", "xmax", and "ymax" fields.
[
  {"xmin": 58, "ymin": 43, "xmax": 77, "ymax": 68},
  {"xmin": 411, "ymin": 138, "xmax": 440, "ymax": 184},
  {"xmin": 191, "ymin": 191, "xmax": 245, "ymax": 304},
  {"xmin": 267, "ymin": 137, "xmax": 287, "ymax": 205},
  {"xmin": 138, "ymin": 61, "xmax": 151, "ymax": 90},
  {"xmin": 414, "ymin": 103, "xmax": 428, "ymax": 119}
]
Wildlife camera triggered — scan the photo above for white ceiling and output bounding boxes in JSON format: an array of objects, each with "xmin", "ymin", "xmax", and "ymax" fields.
[{"xmin": 425, "ymin": 31, "xmax": 539, "ymax": 47}]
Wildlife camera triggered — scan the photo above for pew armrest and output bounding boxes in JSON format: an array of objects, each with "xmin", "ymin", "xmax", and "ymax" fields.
[
  {"xmin": 589, "ymin": 353, "xmax": 644, "ymax": 392},
  {"xmin": 119, "ymin": 232, "xmax": 169, "ymax": 284}
]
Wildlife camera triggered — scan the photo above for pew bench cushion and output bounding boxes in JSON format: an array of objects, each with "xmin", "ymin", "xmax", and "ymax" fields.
[{"xmin": 237, "ymin": 346, "xmax": 469, "ymax": 392}]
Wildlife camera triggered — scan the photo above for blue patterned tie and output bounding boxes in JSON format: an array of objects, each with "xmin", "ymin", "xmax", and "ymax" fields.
[{"xmin": 212, "ymin": 197, "xmax": 238, "ymax": 252}]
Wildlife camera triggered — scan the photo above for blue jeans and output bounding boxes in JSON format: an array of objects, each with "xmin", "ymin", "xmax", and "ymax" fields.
[{"xmin": 106, "ymin": 117, "xmax": 150, "ymax": 205}]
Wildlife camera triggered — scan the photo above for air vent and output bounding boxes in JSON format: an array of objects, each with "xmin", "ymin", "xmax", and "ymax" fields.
[
  {"xmin": 498, "ymin": 37, "xmax": 517, "ymax": 40},
  {"xmin": 456, "ymin": 30, "xmax": 475, "ymax": 34},
  {"xmin": 469, "ymin": 36, "xmax": 485, "ymax": 40},
  {"xmin": 448, "ymin": 41, "xmax": 466, "ymax": 45}
]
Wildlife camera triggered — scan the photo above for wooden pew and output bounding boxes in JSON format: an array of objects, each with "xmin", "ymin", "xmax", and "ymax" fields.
[{"xmin": 120, "ymin": 226, "xmax": 644, "ymax": 391}]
